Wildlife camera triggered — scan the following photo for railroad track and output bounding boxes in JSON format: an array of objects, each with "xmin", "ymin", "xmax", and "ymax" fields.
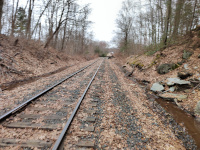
[{"xmin": 0, "ymin": 58, "xmax": 104, "ymax": 149}]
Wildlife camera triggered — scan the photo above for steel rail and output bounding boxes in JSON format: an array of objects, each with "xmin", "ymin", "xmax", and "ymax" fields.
[
  {"xmin": 52, "ymin": 59, "xmax": 104, "ymax": 150},
  {"xmin": 0, "ymin": 60, "xmax": 99, "ymax": 121}
]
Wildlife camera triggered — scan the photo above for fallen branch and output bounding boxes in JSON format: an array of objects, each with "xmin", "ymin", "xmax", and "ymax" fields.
[
  {"xmin": 192, "ymin": 82, "xmax": 200, "ymax": 92},
  {"xmin": 0, "ymin": 63, "xmax": 23, "ymax": 75}
]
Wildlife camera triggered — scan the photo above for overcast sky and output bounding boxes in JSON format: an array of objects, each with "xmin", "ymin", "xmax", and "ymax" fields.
[
  {"xmin": 78, "ymin": 0, "xmax": 124, "ymax": 43},
  {"xmin": 19, "ymin": 0, "xmax": 124, "ymax": 44}
]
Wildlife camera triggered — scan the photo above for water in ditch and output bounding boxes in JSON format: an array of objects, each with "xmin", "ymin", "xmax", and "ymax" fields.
[{"xmin": 156, "ymin": 98, "xmax": 200, "ymax": 148}]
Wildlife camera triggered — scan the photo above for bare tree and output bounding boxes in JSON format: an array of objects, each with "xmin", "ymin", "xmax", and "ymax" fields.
[
  {"xmin": 162, "ymin": 0, "xmax": 171, "ymax": 48},
  {"xmin": 44, "ymin": 0, "xmax": 72, "ymax": 48},
  {"xmin": 172, "ymin": 0, "xmax": 185, "ymax": 39},
  {"xmin": 11, "ymin": 0, "xmax": 19, "ymax": 36},
  {"xmin": 0, "ymin": 0, "xmax": 4, "ymax": 33},
  {"xmin": 26, "ymin": 0, "xmax": 35, "ymax": 38},
  {"xmin": 116, "ymin": 0, "xmax": 133, "ymax": 53}
]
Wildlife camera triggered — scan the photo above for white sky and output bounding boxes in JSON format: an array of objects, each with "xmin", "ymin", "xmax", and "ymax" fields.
[
  {"xmin": 78, "ymin": 0, "xmax": 124, "ymax": 43},
  {"xmin": 19, "ymin": 0, "xmax": 124, "ymax": 43}
]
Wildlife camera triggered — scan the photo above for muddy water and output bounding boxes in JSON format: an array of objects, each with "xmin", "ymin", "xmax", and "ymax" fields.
[{"xmin": 156, "ymin": 98, "xmax": 200, "ymax": 148}]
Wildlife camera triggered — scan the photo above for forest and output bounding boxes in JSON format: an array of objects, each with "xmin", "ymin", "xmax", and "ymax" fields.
[
  {"xmin": 115, "ymin": 0, "xmax": 200, "ymax": 55},
  {"xmin": 0, "ymin": 0, "xmax": 199, "ymax": 56}
]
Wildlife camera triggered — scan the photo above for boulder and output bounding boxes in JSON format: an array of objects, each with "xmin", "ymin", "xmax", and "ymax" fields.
[
  {"xmin": 195, "ymin": 101, "xmax": 200, "ymax": 116},
  {"xmin": 157, "ymin": 63, "xmax": 178, "ymax": 74},
  {"xmin": 167, "ymin": 78, "xmax": 191, "ymax": 86},
  {"xmin": 159, "ymin": 93, "xmax": 187, "ymax": 101},
  {"xmin": 151, "ymin": 83, "xmax": 164, "ymax": 92},
  {"xmin": 182, "ymin": 50, "xmax": 193, "ymax": 59}
]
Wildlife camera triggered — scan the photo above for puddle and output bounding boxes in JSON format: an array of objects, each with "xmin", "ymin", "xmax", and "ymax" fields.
[{"xmin": 156, "ymin": 98, "xmax": 200, "ymax": 148}]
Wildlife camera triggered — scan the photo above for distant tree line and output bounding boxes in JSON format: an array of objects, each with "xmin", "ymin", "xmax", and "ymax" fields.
[
  {"xmin": 0, "ymin": 0, "xmax": 105, "ymax": 55},
  {"xmin": 115, "ymin": 0, "xmax": 200, "ymax": 55}
]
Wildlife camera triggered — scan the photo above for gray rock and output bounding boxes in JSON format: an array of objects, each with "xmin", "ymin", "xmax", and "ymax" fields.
[
  {"xmin": 151, "ymin": 83, "xmax": 164, "ymax": 92},
  {"xmin": 178, "ymin": 71, "xmax": 193, "ymax": 79},
  {"xmin": 169, "ymin": 87, "xmax": 175, "ymax": 92},
  {"xmin": 195, "ymin": 101, "xmax": 200, "ymax": 116},
  {"xmin": 159, "ymin": 93, "xmax": 187, "ymax": 101},
  {"xmin": 157, "ymin": 63, "xmax": 178, "ymax": 74},
  {"xmin": 167, "ymin": 78, "xmax": 190, "ymax": 86},
  {"xmin": 183, "ymin": 50, "xmax": 193, "ymax": 59},
  {"xmin": 184, "ymin": 64, "xmax": 189, "ymax": 70}
]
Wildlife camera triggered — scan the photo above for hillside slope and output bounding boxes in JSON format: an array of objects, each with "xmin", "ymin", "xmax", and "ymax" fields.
[
  {"xmin": 125, "ymin": 27, "xmax": 200, "ymax": 116},
  {"xmin": 0, "ymin": 35, "xmax": 88, "ymax": 88}
]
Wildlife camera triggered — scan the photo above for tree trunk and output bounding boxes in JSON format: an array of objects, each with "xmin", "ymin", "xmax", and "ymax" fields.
[
  {"xmin": 11, "ymin": 0, "xmax": 19, "ymax": 36},
  {"xmin": 162, "ymin": 0, "xmax": 171, "ymax": 48},
  {"xmin": 61, "ymin": 20, "xmax": 67, "ymax": 51},
  {"xmin": 26, "ymin": 0, "xmax": 34, "ymax": 39},
  {"xmin": 0, "ymin": 0, "xmax": 4, "ymax": 33},
  {"xmin": 190, "ymin": 0, "xmax": 197, "ymax": 32},
  {"xmin": 31, "ymin": 0, "xmax": 52, "ymax": 36},
  {"xmin": 172, "ymin": 0, "xmax": 185, "ymax": 39}
]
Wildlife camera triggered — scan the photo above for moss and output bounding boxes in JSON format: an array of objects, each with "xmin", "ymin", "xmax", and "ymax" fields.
[
  {"xmin": 147, "ymin": 54, "xmax": 161, "ymax": 68},
  {"xmin": 136, "ymin": 63, "xmax": 144, "ymax": 69},
  {"xmin": 129, "ymin": 59, "xmax": 144, "ymax": 69}
]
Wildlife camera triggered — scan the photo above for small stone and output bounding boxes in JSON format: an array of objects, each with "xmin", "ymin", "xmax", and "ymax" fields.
[
  {"xmin": 194, "ymin": 66, "xmax": 198, "ymax": 69},
  {"xmin": 184, "ymin": 64, "xmax": 189, "ymax": 70},
  {"xmin": 169, "ymin": 87, "xmax": 175, "ymax": 92},
  {"xmin": 77, "ymin": 140, "xmax": 95, "ymax": 147},
  {"xmin": 150, "ymin": 83, "xmax": 164, "ymax": 92}
]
